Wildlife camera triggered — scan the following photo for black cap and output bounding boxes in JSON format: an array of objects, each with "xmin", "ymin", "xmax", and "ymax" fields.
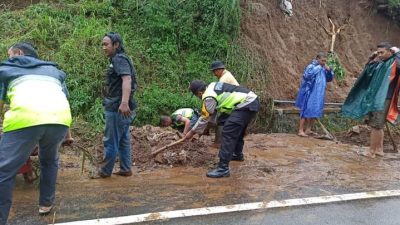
[
  {"xmin": 210, "ymin": 60, "xmax": 225, "ymax": 71},
  {"xmin": 189, "ymin": 80, "xmax": 206, "ymax": 95}
]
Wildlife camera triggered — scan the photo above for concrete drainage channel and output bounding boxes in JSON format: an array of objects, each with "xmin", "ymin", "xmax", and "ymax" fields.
[{"xmin": 271, "ymin": 100, "xmax": 348, "ymax": 134}]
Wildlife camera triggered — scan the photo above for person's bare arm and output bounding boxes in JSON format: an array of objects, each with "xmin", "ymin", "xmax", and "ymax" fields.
[
  {"xmin": 62, "ymin": 129, "xmax": 74, "ymax": 146},
  {"xmin": 185, "ymin": 97, "xmax": 217, "ymax": 139},
  {"xmin": 180, "ymin": 117, "xmax": 191, "ymax": 135},
  {"xmin": 119, "ymin": 75, "xmax": 132, "ymax": 117}
]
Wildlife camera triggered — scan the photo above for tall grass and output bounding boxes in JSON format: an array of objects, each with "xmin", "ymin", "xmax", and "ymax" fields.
[{"xmin": 0, "ymin": 0, "xmax": 270, "ymax": 129}]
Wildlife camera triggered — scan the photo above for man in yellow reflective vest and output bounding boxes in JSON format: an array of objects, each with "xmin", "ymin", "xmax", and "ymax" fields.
[
  {"xmin": 160, "ymin": 108, "xmax": 199, "ymax": 135},
  {"xmin": 0, "ymin": 42, "xmax": 72, "ymax": 223},
  {"xmin": 185, "ymin": 80, "xmax": 259, "ymax": 178}
]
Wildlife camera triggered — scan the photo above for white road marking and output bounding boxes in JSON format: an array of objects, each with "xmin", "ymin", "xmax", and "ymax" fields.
[{"xmin": 52, "ymin": 189, "xmax": 400, "ymax": 225}]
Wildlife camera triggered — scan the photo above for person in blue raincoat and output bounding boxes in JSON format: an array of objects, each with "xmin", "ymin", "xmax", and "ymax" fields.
[{"xmin": 295, "ymin": 52, "xmax": 334, "ymax": 137}]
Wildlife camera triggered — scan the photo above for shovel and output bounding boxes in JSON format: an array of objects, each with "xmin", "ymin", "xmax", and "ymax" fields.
[
  {"xmin": 151, "ymin": 138, "xmax": 186, "ymax": 156},
  {"xmin": 315, "ymin": 119, "xmax": 336, "ymax": 141}
]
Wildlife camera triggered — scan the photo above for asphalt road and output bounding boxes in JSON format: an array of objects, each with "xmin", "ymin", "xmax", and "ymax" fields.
[{"xmin": 138, "ymin": 197, "xmax": 400, "ymax": 225}]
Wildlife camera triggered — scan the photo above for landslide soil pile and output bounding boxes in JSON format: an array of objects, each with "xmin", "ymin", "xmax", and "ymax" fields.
[
  {"xmin": 68, "ymin": 123, "xmax": 217, "ymax": 172},
  {"xmin": 241, "ymin": 0, "xmax": 400, "ymax": 102},
  {"xmin": 131, "ymin": 126, "xmax": 216, "ymax": 170}
]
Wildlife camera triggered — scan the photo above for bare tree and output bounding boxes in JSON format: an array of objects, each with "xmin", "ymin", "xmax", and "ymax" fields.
[{"xmin": 314, "ymin": 16, "xmax": 350, "ymax": 52}]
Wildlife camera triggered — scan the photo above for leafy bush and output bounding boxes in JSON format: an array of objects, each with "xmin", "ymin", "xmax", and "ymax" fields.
[
  {"xmin": 328, "ymin": 52, "xmax": 346, "ymax": 81},
  {"xmin": 0, "ymin": 0, "xmax": 268, "ymax": 129},
  {"xmin": 389, "ymin": 0, "xmax": 400, "ymax": 8}
]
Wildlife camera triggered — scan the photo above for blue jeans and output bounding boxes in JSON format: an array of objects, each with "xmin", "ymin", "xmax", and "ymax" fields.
[
  {"xmin": 101, "ymin": 111, "xmax": 134, "ymax": 176},
  {"xmin": 0, "ymin": 125, "xmax": 68, "ymax": 225}
]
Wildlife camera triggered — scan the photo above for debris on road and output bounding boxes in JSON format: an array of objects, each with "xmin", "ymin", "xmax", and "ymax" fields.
[{"xmin": 131, "ymin": 126, "xmax": 216, "ymax": 170}]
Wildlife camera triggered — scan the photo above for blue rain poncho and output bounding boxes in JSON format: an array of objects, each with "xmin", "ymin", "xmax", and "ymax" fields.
[{"xmin": 295, "ymin": 59, "xmax": 334, "ymax": 118}]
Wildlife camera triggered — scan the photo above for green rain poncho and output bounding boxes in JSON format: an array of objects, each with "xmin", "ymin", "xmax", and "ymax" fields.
[{"xmin": 341, "ymin": 55, "xmax": 396, "ymax": 119}]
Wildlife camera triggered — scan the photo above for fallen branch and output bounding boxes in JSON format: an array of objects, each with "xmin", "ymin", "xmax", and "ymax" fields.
[
  {"xmin": 70, "ymin": 144, "xmax": 97, "ymax": 175},
  {"xmin": 306, "ymin": 10, "xmax": 350, "ymax": 52},
  {"xmin": 316, "ymin": 119, "xmax": 337, "ymax": 141}
]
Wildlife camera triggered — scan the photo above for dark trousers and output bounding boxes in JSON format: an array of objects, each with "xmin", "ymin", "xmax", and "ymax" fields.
[
  {"xmin": 0, "ymin": 125, "xmax": 68, "ymax": 225},
  {"xmin": 219, "ymin": 109, "xmax": 257, "ymax": 164}
]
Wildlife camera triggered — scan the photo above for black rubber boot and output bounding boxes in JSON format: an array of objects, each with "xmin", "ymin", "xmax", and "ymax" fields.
[
  {"xmin": 231, "ymin": 153, "xmax": 244, "ymax": 161},
  {"xmin": 206, "ymin": 162, "xmax": 230, "ymax": 178}
]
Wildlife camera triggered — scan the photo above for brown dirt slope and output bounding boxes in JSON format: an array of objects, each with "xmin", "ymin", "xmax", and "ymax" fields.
[
  {"xmin": 241, "ymin": 0, "xmax": 400, "ymax": 102},
  {"xmin": 1, "ymin": 0, "xmax": 39, "ymax": 9}
]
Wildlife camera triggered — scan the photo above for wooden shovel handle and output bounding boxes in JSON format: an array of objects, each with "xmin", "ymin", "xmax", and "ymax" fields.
[{"xmin": 151, "ymin": 138, "xmax": 186, "ymax": 156}]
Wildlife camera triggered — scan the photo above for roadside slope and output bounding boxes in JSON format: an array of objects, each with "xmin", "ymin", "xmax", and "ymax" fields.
[{"xmin": 241, "ymin": 0, "xmax": 400, "ymax": 102}]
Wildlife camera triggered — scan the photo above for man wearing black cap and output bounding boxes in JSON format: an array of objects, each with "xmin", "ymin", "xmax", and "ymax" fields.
[{"xmin": 185, "ymin": 80, "xmax": 259, "ymax": 178}]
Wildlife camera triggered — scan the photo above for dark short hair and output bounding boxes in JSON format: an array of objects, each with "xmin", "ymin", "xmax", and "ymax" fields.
[
  {"xmin": 377, "ymin": 42, "xmax": 392, "ymax": 50},
  {"xmin": 160, "ymin": 115, "xmax": 171, "ymax": 126},
  {"xmin": 10, "ymin": 42, "xmax": 39, "ymax": 58},
  {"xmin": 316, "ymin": 52, "xmax": 327, "ymax": 59},
  {"xmin": 189, "ymin": 80, "xmax": 207, "ymax": 95},
  {"xmin": 105, "ymin": 32, "xmax": 125, "ymax": 53}
]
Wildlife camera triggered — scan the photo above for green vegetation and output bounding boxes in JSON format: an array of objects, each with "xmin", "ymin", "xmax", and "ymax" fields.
[
  {"xmin": 388, "ymin": 0, "xmax": 400, "ymax": 8},
  {"xmin": 0, "ymin": 0, "xmax": 269, "ymax": 130},
  {"xmin": 328, "ymin": 52, "xmax": 346, "ymax": 81}
]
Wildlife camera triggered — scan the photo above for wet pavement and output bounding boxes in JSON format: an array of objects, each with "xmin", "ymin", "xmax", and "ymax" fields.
[
  {"xmin": 138, "ymin": 198, "xmax": 400, "ymax": 225},
  {"xmin": 8, "ymin": 133, "xmax": 400, "ymax": 225}
]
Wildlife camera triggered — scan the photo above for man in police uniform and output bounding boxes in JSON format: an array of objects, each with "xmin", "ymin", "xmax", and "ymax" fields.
[
  {"xmin": 0, "ymin": 42, "xmax": 72, "ymax": 223},
  {"xmin": 185, "ymin": 80, "xmax": 259, "ymax": 178}
]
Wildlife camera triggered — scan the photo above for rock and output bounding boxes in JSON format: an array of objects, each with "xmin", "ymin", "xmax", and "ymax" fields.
[{"xmin": 154, "ymin": 153, "xmax": 166, "ymax": 164}]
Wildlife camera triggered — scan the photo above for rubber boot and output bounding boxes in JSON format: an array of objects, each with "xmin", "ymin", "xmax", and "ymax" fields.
[{"xmin": 206, "ymin": 162, "xmax": 230, "ymax": 178}]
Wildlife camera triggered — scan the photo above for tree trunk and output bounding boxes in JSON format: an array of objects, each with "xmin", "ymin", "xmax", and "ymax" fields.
[{"xmin": 330, "ymin": 33, "xmax": 336, "ymax": 52}]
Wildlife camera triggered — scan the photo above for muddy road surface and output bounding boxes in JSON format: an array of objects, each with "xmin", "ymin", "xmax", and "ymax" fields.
[{"xmin": 8, "ymin": 133, "xmax": 400, "ymax": 225}]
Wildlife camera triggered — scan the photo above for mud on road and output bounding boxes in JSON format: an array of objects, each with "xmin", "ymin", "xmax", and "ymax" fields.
[{"xmin": 8, "ymin": 128, "xmax": 400, "ymax": 225}]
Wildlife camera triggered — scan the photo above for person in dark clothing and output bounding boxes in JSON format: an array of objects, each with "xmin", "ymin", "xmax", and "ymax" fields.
[
  {"xmin": 98, "ymin": 32, "xmax": 137, "ymax": 178},
  {"xmin": 185, "ymin": 80, "xmax": 259, "ymax": 178}
]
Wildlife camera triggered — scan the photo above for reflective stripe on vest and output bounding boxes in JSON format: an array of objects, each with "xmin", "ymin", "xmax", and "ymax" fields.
[
  {"xmin": 171, "ymin": 108, "xmax": 194, "ymax": 127},
  {"xmin": 3, "ymin": 75, "xmax": 72, "ymax": 132},
  {"xmin": 202, "ymin": 82, "xmax": 257, "ymax": 114}
]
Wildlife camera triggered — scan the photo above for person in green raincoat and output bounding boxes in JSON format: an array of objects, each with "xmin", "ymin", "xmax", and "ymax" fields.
[{"xmin": 342, "ymin": 42, "xmax": 400, "ymax": 158}]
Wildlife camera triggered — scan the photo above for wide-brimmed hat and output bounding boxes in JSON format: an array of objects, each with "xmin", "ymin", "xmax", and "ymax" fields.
[{"xmin": 210, "ymin": 60, "xmax": 225, "ymax": 71}]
